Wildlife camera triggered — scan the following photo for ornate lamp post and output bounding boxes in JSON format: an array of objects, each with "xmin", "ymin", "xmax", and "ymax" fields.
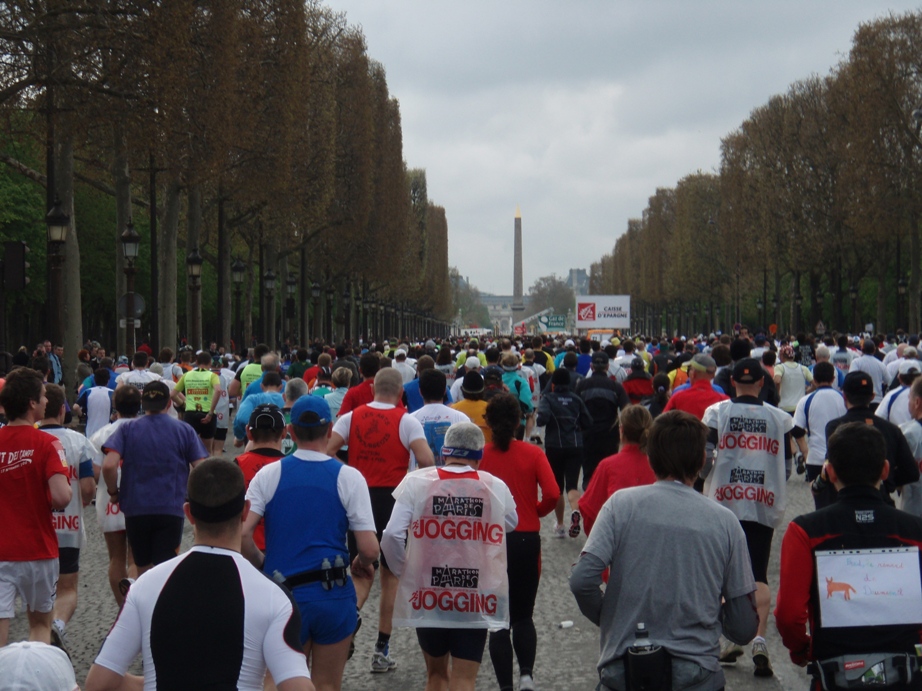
[
  {"xmin": 342, "ymin": 285, "xmax": 352, "ymax": 342},
  {"xmin": 45, "ymin": 196, "xmax": 69, "ymax": 348},
  {"xmin": 815, "ymin": 290, "xmax": 824, "ymax": 331},
  {"xmin": 898, "ymin": 277, "xmax": 907, "ymax": 331},
  {"xmin": 120, "ymin": 221, "xmax": 141, "ymax": 357},
  {"xmin": 231, "ymin": 258, "xmax": 246, "ymax": 350},
  {"xmin": 263, "ymin": 269, "xmax": 276, "ymax": 346},
  {"xmin": 286, "ymin": 273, "xmax": 298, "ymax": 344},
  {"xmin": 325, "ymin": 285, "xmax": 334, "ymax": 343},
  {"xmin": 794, "ymin": 292, "xmax": 803, "ymax": 334},
  {"xmin": 850, "ymin": 285, "xmax": 859, "ymax": 334},
  {"xmin": 756, "ymin": 297, "xmax": 764, "ymax": 331},
  {"xmin": 311, "ymin": 281, "xmax": 321, "ymax": 341},
  {"xmin": 186, "ymin": 247, "xmax": 204, "ymax": 350}
]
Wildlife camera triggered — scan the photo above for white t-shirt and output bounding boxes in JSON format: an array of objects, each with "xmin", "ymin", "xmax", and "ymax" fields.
[
  {"xmin": 849, "ymin": 355, "xmax": 891, "ymax": 404},
  {"xmin": 93, "ymin": 546, "xmax": 310, "ymax": 690},
  {"xmin": 41, "ymin": 426, "xmax": 96, "ymax": 550},
  {"xmin": 83, "ymin": 386, "xmax": 114, "ymax": 439},
  {"xmin": 90, "ymin": 417, "xmax": 136, "ymax": 532},
  {"xmin": 214, "ymin": 368, "xmax": 236, "ymax": 431},
  {"xmin": 411, "ymin": 403, "xmax": 471, "ymax": 468},
  {"xmin": 246, "ymin": 450, "xmax": 375, "ymax": 533},
  {"xmin": 899, "ymin": 420, "xmax": 922, "ymax": 517},
  {"xmin": 116, "ymin": 369, "xmax": 161, "ymax": 390},
  {"xmin": 792, "ymin": 387, "xmax": 846, "ymax": 466},
  {"xmin": 876, "ymin": 386, "xmax": 913, "ymax": 427},
  {"xmin": 775, "ymin": 361, "xmax": 813, "ymax": 412}
]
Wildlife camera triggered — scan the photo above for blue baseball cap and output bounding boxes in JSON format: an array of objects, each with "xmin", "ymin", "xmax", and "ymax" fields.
[{"xmin": 290, "ymin": 395, "xmax": 331, "ymax": 428}]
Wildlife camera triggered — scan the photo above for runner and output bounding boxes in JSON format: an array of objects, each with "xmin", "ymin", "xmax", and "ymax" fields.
[
  {"xmin": 381, "ymin": 422, "xmax": 518, "ymax": 691},
  {"xmin": 172, "ymin": 350, "xmax": 222, "ymax": 446},
  {"xmin": 37, "ymin": 384, "xmax": 97, "ymax": 652},
  {"xmin": 87, "ymin": 458, "xmax": 314, "ymax": 691},
  {"xmin": 89, "ymin": 386, "xmax": 142, "ymax": 607},
  {"xmin": 480, "ymin": 394, "xmax": 558, "ymax": 691},
  {"xmin": 243, "ymin": 396, "xmax": 377, "ymax": 691}
]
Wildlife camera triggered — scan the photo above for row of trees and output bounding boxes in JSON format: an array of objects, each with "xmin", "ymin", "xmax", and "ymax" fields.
[
  {"xmin": 590, "ymin": 11, "xmax": 922, "ymax": 338},
  {"xmin": 0, "ymin": 1, "xmax": 452, "ymax": 380}
]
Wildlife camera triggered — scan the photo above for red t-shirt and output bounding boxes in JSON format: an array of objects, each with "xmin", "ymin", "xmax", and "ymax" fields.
[
  {"xmin": 338, "ymin": 380, "xmax": 374, "ymax": 417},
  {"xmin": 348, "ymin": 405, "xmax": 409, "ymax": 488},
  {"xmin": 663, "ymin": 379, "xmax": 729, "ymax": 420},
  {"xmin": 480, "ymin": 440, "xmax": 558, "ymax": 532},
  {"xmin": 301, "ymin": 365, "xmax": 320, "ymax": 389},
  {"xmin": 0, "ymin": 425, "xmax": 69, "ymax": 561},
  {"xmin": 236, "ymin": 448, "xmax": 284, "ymax": 551},
  {"xmin": 578, "ymin": 443, "xmax": 655, "ymax": 535}
]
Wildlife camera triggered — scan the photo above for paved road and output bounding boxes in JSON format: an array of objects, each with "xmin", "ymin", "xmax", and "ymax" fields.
[{"xmin": 8, "ymin": 448, "xmax": 817, "ymax": 690}]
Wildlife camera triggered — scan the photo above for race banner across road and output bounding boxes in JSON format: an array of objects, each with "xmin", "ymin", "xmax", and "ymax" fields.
[{"xmin": 575, "ymin": 295, "xmax": 630, "ymax": 329}]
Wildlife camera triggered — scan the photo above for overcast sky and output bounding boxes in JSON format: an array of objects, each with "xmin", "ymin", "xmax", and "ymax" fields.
[{"xmin": 324, "ymin": 1, "xmax": 918, "ymax": 297}]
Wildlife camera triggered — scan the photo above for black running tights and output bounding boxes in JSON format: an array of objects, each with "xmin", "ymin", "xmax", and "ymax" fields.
[{"xmin": 489, "ymin": 532, "xmax": 541, "ymax": 690}]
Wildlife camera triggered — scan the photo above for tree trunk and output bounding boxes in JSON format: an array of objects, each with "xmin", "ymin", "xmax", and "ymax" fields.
[
  {"xmin": 160, "ymin": 176, "xmax": 181, "ymax": 353},
  {"xmin": 58, "ymin": 127, "xmax": 81, "ymax": 402},
  {"xmin": 112, "ymin": 123, "xmax": 130, "ymax": 358},
  {"xmin": 186, "ymin": 185, "xmax": 202, "ymax": 349},
  {"xmin": 910, "ymin": 207, "xmax": 920, "ymax": 334},
  {"xmin": 217, "ymin": 190, "xmax": 231, "ymax": 352}
]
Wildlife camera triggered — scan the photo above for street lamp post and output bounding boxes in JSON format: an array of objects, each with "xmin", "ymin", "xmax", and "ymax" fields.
[
  {"xmin": 898, "ymin": 277, "xmax": 907, "ymax": 331},
  {"xmin": 286, "ymin": 273, "xmax": 298, "ymax": 345},
  {"xmin": 120, "ymin": 221, "xmax": 141, "ymax": 357},
  {"xmin": 794, "ymin": 292, "xmax": 803, "ymax": 334},
  {"xmin": 311, "ymin": 281, "xmax": 321, "ymax": 342},
  {"xmin": 186, "ymin": 247, "xmax": 204, "ymax": 350},
  {"xmin": 756, "ymin": 298, "xmax": 764, "ymax": 332},
  {"xmin": 263, "ymin": 270, "xmax": 277, "ymax": 347},
  {"xmin": 850, "ymin": 285, "xmax": 859, "ymax": 334},
  {"xmin": 231, "ymin": 258, "xmax": 246, "ymax": 351},
  {"xmin": 45, "ymin": 196, "xmax": 69, "ymax": 348},
  {"xmin": 772, "ymin": 295, "xmax": 779, "ymax": 333},
  {"xmin": 325, "ymin": 286, "xmax": 334, "ymax": 343},
  {"xmin": 815, "ymin": 290, "xmax": 824, "ymax": 331},
  {"xmin": 342, "ymin": 285, "xmax": 352, "ymax": 343}
]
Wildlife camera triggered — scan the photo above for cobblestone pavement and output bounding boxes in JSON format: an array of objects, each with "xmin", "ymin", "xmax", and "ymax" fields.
[{"xmin": 8, "ymin": 447, "xmax": 817, "ymax": 690}]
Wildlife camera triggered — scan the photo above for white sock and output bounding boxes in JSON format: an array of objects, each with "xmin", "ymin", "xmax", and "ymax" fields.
[
  {"xmin": 53, "ymin": 618, "xmax": 65, "ymax": 632},
  {"xmin": 753, "ymin": 635, "xmax": 765, "ymax": 644}
]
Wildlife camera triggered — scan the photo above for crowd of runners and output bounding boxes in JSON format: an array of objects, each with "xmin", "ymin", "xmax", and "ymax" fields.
[{"xmin": 2, "ymin": 329, "xmax": 922, "ymax": 690}]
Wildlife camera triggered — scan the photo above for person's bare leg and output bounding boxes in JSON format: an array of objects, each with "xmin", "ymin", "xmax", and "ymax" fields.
[
  {"xmin": 422, "ymin": 651, "xmax": 450, "ymax": 691},
  {"xmin": 53, "ymin": 572, "xmax": 78, "ymax": 625},
  {"xmin": 306, "ymin": 637, "xmax": 351, "ymax": 691},
  {"xmin": 354, "ymin": 568, "xmax": 374, "ymax": 609},
  {"xmin": 379, "ymin": 567, "xmax": 398, "ymax": 636},
  {"xmin": 447, "ymin": 658, "xmax": 481, "ymax": 691},
  {"xmin": 567, "ymin": 488, "xmax": 581, "ymax": 513},
  {"xmin": 755, "ymin": 582, "xmax": 770, "ymax": 637},
  {"xmin": 26, "ymin": 608, "xmax": 53, "ymax": 644},
  {"xmin": 0, "ymin": 618, "xmax": 9, "ymax": 646},
  {"xmin": 104, "ymin": 532, "xmax": 129, "ymax": 605}
]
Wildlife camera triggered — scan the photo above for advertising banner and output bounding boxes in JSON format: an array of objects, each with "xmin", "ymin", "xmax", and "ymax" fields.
[{"xmin": 575, "ymin": 295, "xmax": 630, "ymax": 329}]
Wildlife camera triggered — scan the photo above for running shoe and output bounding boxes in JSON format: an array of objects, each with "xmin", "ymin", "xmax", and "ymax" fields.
[
  {"xmin": 569, "ymin": 510, "xmax": 581, "ymax": 538},
  {"xmin": 520, "ymin": 673, "xmax": 537, "ymax": 690},
  {"xmin": 718, "ymin": 642, "xmax": 744, "ymax": 665},
  {"xmin": 530, "ymin": 436, "xmax": 543, "ymax": 445},
  {"xmin": 751, "ymin": 639, "xmax": 773, "ymax": 677},
  {"xmin": 371, "ymin": 646, "xmax": 396, "ymax": 673},
  {"xmin": 50, "ymin": 619, "xmax": 69, "ymax": 658},
  {"xmin": 553, "ymin": 524, "xmax": 567, "ymax": 539},
  {"xmin": 118, "ymin": 577, "xmax": 135, "ymax": 597}
]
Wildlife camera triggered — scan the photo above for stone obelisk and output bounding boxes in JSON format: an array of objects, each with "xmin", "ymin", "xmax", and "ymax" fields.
[{"xmin": 512, "ymin": 205, "xmax": 524, "ymax": 316}]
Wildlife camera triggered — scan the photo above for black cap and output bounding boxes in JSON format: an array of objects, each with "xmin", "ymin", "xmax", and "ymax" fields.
[
  {"xmin": 141, "ymin": 381, "xmax": 170, "ymax": 410},
  {"xmin": 461, "ymin": 370, "xmax": 485, "ymax": 395},
  {"xmin": 731, "ymin": 358, "xmax": 764, "ymax": 384},
  {"xmin": 248, "ymin": 403, "xmax": 285, "ymax": 431},
  {"xmin": 482, "ymin": 365, "xmax": 504, "ymax": 381},
  {"xmin": 842, "ymin": 371, "xmax": 874, "ymax": 397},
  {"xmin": 591, "ymin": 351, "xmax": 609, "ymax": 367},
  {"xmin": 630, "ymin": 358, "xmax": 645, "ymax": 370}
]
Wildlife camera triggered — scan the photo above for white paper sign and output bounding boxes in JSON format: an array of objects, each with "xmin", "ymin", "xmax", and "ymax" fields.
[
  {"xmin": 815, "ymin": 547, "xmax": 922, "ymax": 628},
  {"xmin": 574, "ymin": 295, "xmax": 630, "ymax": 329}
]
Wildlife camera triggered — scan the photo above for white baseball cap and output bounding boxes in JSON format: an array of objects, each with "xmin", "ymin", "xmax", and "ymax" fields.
[
  {"xmin": 0, "ymin": 642, "xmax": 78, "ymax": 691},
  {"xmin": 465, "ymin": 356, "xmax": 481, "ymax": 369}
]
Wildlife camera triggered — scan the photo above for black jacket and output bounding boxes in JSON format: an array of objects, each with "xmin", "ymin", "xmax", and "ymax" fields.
[{"xmin": 536, "ymin": 385, "xmax": 593, "ymax": 449}]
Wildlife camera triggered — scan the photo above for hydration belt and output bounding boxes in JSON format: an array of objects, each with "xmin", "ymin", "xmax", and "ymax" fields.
[
  {"xmin": 274, "ymin": 566, "xmax": 348, "ymax": 591},
  {"xmin": 808, "ymin": 652, "xmax": 918, "ymax": 690}
]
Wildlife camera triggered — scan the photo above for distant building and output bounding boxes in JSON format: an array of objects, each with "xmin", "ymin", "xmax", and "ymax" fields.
[
  {"xmin": 567, "ymin": 268, "xmax": 589, "ymax": 296},
  {"xmin": 481, "ymin": 294, "xmax": 531, "ymax": 335}
]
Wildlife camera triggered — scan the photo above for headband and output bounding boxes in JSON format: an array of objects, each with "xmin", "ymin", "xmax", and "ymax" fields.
[
  {"xmin": 188, "ymin": 489, "xmax": 246, "ymax": 523},
  {"xmin": 440, "ymin": 446, "xmax": 483, "ymax": 461}
]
